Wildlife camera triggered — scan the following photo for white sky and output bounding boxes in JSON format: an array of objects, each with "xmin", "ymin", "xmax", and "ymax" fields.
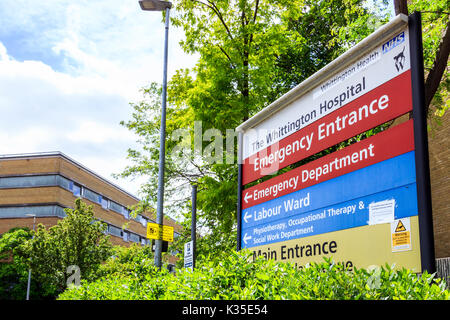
[{"xmin": 0, "ymin": 0, "xmax": 198, "ymax": 197}]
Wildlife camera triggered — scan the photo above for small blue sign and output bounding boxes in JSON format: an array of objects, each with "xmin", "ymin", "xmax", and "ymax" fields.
[{"xmin": 382, "ymin": 32, "xmax": 405, "ymax": 54}]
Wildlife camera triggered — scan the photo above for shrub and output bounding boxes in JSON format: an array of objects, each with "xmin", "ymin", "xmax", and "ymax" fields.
[
  {"xmin": 14, "ymin": 199, "xmax": 113, "ymax": 297},
  {"xmin": 58, "ymin": 250, "xmax": 449, "ymax": 300},
  {"xmin": 95, "ymin": 244, "xmax": 156, "ymax": 280},
  {"xmin": 0, "ymin": 228, "xmax": 58, "ymax": 300}
]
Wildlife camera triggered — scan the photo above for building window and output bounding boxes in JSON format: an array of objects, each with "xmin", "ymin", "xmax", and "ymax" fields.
[
  {"xmin": 101, "ymin": 197, "xmax": 109, "ymax": 210},
  {"xmin": 131, "ymin": 212, "xmax": 140, "ymax": 222},
  {"xmin": 109, "ymin": 201, "xmax": 130, "ymax": 220},
  {"xmin": 139, "ymin": 215, "xmax": 147, "ymax": 227},
  {"xmin": 0, "ymin": 174, "xmax": 74, "ymax": 191},
  {"xmin": 56, "ymin": 175, "xmax": 72, "ymax": 191},
  {"xmin": 0, "ymin": 175, "xmax": 55, "ymax": 188},
  {"xmin": 122, "ymin": 231, "xmax": 129, "ymax": 242},
  {"xmin": 72, "ymin": 183, "xmax": 81, "ymax": 197},
  {"xmin": 108, "ymin": 225, "xmax": 122, "ymax": 238},
  {"xmin": 122, "ymin": 208, "xmax": 129, "ymax": 220},
  {"xmin": 83, "ymin": 188, "xmax": 101, "ymax": 204},
  {"xmin": 129, "ymin": 232, "xmax": 140, "ymax": 243},
  {"xmin": 109, "ymin": 201, "xmax": 123, "ymax": 214},
  {"xmin": 0, "ymin": 205, "xmax": 66, "ymax": 218}
]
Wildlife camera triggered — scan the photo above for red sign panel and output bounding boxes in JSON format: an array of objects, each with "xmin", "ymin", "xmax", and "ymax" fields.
[
  {"xmin": 242, "ymin": 70, "xmax": 413, "ymax": 185},
  {"xmin": 242, "ymin": 119, "xmax": 415, "ymax": 209}
]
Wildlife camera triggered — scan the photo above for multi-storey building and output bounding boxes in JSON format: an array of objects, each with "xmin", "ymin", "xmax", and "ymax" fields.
[{"xmin": 0, "ymin": 152, "xmax": 182, "ymax": 266}]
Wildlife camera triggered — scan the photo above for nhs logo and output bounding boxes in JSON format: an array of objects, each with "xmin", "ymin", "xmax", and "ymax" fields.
[{"xmin": 382, "ymin": 32, "xmax": 405, "ymax": 54}]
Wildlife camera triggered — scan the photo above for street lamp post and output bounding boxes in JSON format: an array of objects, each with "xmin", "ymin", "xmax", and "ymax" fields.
[
  {"xmin": 25, "ymin": 214, "xmax": 36, "ymax": 300},
  {"xmin": 139, "ymin": 0, "xmax": 172, "ymax": 269}
]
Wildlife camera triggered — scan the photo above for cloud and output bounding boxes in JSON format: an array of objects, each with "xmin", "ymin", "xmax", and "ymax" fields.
[
  {"xmin": 0, "ymin": 126, "xmax": 55, "ymax": 154},
  {"xmin": 0, "ymin": 1, "xmax": 199, "ymax": 196},
  {"xmin": 66, "ymin": 120, "xmax": 135, "ymax": 144},
  {"xmin": 0, "ymin": 47, "xmax": 130, "ymax": 129},
  {"xmin": 0, "ymin": 0, "xmax": 198, "ymax": 94},
  {"xmin": 0, "ymin": 42, "xmax": 9, "ymax": 61},
  {"xmin": 0, "ymin": 41, "xmax": 141, "ymax": 192}
]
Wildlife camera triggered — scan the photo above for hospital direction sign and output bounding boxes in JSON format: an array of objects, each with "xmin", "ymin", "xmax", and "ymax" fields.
[
  {"xmin": 236, "ymin": 13, "xmax": 435, "ymax": 273},
  {"xmin": 241, "ymin": 35, "xmax": 411, "ymax": 185}
]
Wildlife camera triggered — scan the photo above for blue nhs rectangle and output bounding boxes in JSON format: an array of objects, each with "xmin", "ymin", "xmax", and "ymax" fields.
[{"xmin": 382, "ymin": 32, "xmax": 405, "ymax": 53}]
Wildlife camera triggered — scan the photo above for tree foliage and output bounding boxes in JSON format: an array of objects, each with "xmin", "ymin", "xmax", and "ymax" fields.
[
  {"xmin": 17, "ymin": 199, "xmax": 113, "ymax": 295},
  {"xmin": 94, "ymin": 243, "xmax": 156, "ymax": 280},
  {"xmin": 120, "ymin": 0, "xmax": 448, "ymax": 257},
  {"xmin": 0, "ymin": 228, "xmax": 37, "ymax": 300},
  {"xmin": 408, "ymin": 0, "xmax": 450, "ymax": 118},
  {"xmin": 120, "ymin": 0, "xmax": 390, "ymax": 256}
]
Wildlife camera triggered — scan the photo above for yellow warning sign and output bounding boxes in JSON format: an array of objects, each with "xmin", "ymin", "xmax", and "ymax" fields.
[
  {"xmin": 392, "ymin": 231, "xmax": 411, "ymax": 245},
  {"xmin": 390, "ymin": 218, "xmax": 411, "ymax": 252},
  {"xmin": 162, "ymin": 225, "xmax": 174, "ymax": 242},
  {"xmin": 147, "ymin": 223, "xmax": 161, "ymax": 240},
  {"xmin": 395, "ymin": 220, "xmax": 407, "ymax": 232},
  {"xmin": 146, "ymin": 223, "xmax": 174, "ymax": 242}
]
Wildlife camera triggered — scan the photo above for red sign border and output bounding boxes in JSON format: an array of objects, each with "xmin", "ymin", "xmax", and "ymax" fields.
[
  {"xmin": 243, "ymin": 70, "xmax": 413, "ymax": 185},
  {"xmin": 242, "ymin": 119, "xmax": 415, "ymax": 209}
]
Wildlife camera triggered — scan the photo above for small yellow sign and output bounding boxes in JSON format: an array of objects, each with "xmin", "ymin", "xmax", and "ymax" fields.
[
  {"xmin": 147, "ymin": 223, "xmax": 161, "ymax": 240},
  {"xmin": 391, "ymin": 218, "xmax": 412, "ymax": 252},
  {"xmin": 395, "ymin": 220, "xmax": 407, "ymax": 232},
  {"xmin": 162, "ymin": 225, "xmax": 174, "ymax": 242},
  {"xmin": 147, "ymin": 223, "xmax": 174, "ymax": 242},
  {"xmin": 392, "ymin": 231, "xmax": 411, "ymax": 246}
]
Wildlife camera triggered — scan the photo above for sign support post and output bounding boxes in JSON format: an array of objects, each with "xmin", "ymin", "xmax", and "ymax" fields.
[
  {"xmin": 409, "ymin": 11, "xmax": 436, "ymax": 273},
  {"xmin": 191, "ymin": 183, "xmax": 197, "ymax": 269},
  {"xmin": 237, "ymin": 131, "xmax": 243, "ymax": 251}
]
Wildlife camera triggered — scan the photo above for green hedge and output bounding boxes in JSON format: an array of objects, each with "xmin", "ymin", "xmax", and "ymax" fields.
[{"xmin": 58, "ymin": 250, "xmax": 449, "ymax": 300}]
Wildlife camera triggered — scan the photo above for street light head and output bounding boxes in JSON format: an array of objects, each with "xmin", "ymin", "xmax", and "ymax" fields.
[
  {"xmin": 25, "ymin": 213, "xmax": 36, "ymax": 217},
  {"xmin": 139, "ymin": 0, "xmax": 172, "ymax": 11}
]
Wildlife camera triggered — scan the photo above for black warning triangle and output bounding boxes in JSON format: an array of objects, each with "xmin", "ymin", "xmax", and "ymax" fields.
[{"xmin": 395, "ymin": 220, "xmax": 407, "ymax": 232}]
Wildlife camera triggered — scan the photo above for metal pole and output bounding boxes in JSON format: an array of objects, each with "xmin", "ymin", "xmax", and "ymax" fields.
[
  {"xmin": 408, "ymin": 11, "xmax": 436, "ymax": 273},
  {"xmin": 26, "ymin": 215, "xmax": 36, "ymax": 300},
  {"xmin": 191, "ymin": 184, "xmax": 197, "ymax": 269},
  {"xmin": 154, "ymin": 6, "xmax": 170, "ymax": 269},
  {"xmin": 236, "ymin": 131, "xmax": 243, "ymax": 251}
]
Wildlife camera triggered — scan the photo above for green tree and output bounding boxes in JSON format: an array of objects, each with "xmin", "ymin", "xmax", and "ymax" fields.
[
  {"xmin": 119, "ymin": 0, "xmax": 390, "ymax": 256},
  {"xmin": 18, "ymin": 199, "xmax": 113, "ymax": 296},
  {"xmin": 407, "ymin": 0, "xmax": 450, "ymax": 118},
  {"xmin": 0, "ymin": 228, "xmax": 33, "ymax": 299},
  {"xmin": 271, "ymin": 0, "xmax": 390, "ymax": 97},
  {"xmin": 95, "ymin": 244, "xmax": 156, "ymax": 279},
  {"xmin": 0, "ymin": 227, "xmax": 60, "ymax": 299}
]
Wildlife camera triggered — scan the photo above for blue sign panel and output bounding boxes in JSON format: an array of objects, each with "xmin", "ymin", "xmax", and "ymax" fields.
[
  {"xmin": 382, "ymin": 31, "xmax": 405, "ymax": 54},
  {"xmin": 241, "ymin": 151, "xmax": 418, "ymax": 248},
  {"xmin": 241, "ymin": 183, "xmax": 418, "ymax": 248}
]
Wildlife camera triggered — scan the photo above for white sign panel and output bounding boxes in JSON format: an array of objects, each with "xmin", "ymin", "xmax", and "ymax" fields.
[
  {"xmin": 241, "ymin": 27, "xmax": 410, "ymax": 161},
  {"xmin": 391, "ymin": 217, "xmax": 412, "ymax": 252}
]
